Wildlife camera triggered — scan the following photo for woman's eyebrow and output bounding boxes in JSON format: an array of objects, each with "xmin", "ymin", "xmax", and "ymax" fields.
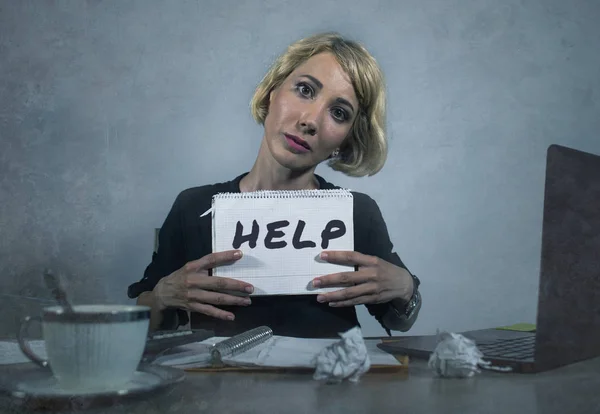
[
  {"xmin": 335, "ymin": 97, "xmax": 354, "ymax": 113},
  {"xmin": 300, "ymin": 74, "xmax": 323, "ymax": 89}
]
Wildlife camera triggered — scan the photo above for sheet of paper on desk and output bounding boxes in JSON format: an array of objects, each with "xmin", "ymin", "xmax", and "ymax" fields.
[
  {"xmin": 154, "ymin": 336, "xmax": 401, "ymax": 369},
  {"xmin": 0, "ymin": 340, "xmax": 47, "ymax": 365},
  {"xmin": 211, "ymin": 190, "xmax": 354, "ymax": 296}
]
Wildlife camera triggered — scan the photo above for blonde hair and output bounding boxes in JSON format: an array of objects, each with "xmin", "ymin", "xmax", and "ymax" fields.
[{"xmin": 250, "ymin": 32, "xmax": 387, "ymax": 177}]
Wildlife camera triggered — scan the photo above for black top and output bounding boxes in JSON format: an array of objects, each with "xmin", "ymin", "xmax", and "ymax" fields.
[{"xmin": 127, "ymin": 173, "xmax": 412, "ymax": 338}]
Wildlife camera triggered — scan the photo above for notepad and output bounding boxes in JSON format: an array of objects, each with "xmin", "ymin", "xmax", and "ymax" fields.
[
  {"xmin": 210, "ymin": 189, "xmax": 354, "ymax": 295},
  {"xmin": 153, "ymin": 336, "xmax": 402, "ymax": 369}
]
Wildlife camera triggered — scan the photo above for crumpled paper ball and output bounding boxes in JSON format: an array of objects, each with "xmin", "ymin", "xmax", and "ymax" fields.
[
  {"xmin": 427, "ymin": 332, "xmax": 486, "ymax": 378},
  {"xmin": 313, "ymin": 326, "xmax": 371, "ymax": 383}
]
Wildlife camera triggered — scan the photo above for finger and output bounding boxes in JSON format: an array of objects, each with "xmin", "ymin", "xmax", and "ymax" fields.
[
  {"xmin": 187, "ymin": 303, "xmax": 236, "ymax": 321},
  {"xmin": 328, "ymin": 294, "xmax": 380, "ymax": 307},
  {"xmin": 312, "ymin": 269, "xmax": 373, "ymax": 289},
  {"xmin": 187, "ymin": 290, "xmax": 252, "ymax": 307},
  {"xmin": 319, "ymin": 250, "xmax": 379, "ymax": 267},
  {"xmin": 201, "ymin": 275, "xmax": 255, "ymax": 294},
  {"xmin": 186, "ymin": 250, "xmax": 244, "ymax": 272},
  {"xmin": 316, "ymin": 282, "xmax": 378, "ymax": 304},
  {"xmin": 185, "ymin": 274, "xmax": 254, "ymax": 294}
]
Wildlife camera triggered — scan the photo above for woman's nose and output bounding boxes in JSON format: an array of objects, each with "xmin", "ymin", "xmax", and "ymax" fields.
[
  {"xmin": 298, "ymin": 103, "xmax": 323, "ymax": 136},
  {"xmin": 299, "ymin": 120, "xmax": 317, "ymax": 136}
]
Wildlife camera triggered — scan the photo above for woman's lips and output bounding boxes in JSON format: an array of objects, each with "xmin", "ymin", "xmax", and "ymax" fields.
[{"xmin": 284, "ymin": 133, "xmax": 311, "ymax": 153}]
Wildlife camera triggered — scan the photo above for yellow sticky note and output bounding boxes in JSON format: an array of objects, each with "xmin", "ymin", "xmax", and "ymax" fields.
[{"xmin": 495, "ymin": 323, "xmax": 536, "ymax": 332}]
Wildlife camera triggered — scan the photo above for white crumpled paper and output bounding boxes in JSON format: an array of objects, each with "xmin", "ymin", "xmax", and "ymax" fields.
[
  {"xmin": 313, "ymin": 326, "xmax": 371, "ymax": 383},
  {"xmin": 427, "ymin": 332, "xmax": 486, "ymax": 378}
]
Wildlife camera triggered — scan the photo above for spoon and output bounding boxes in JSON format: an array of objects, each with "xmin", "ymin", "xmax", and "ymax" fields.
[{"xmin": 43, "ymin": 268, "xmax": 75, "ymax": 313}]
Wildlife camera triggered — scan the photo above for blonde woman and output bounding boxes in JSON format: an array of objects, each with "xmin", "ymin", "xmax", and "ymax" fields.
[{"xmin": 128, "ymin": 33, "xmax": 422, "ymax": 338}]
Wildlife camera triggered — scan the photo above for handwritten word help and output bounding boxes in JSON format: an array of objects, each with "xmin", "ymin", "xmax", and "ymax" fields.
[{"xmin": 231, "ymin": 219, "xmax": 346, "ymax": 250}]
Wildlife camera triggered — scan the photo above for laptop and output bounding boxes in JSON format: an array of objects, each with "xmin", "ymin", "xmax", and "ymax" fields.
[{"xmin": 378, "ymin": 144, "xmax": 600, "ymax": 373}]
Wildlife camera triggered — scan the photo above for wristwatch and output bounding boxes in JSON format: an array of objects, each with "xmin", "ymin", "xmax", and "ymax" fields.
[
  {"xmin": 403, "ymin": 288, "xmax": 421, "ymax": 320},
  {"xmin": 394, "ymin": 273, "xmax": 421, "ymax": 319}
]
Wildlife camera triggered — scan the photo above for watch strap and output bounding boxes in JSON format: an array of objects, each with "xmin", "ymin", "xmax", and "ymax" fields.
[{"xmin": 394, "ymin": 273, "xmax": 421, "ymax": 318}]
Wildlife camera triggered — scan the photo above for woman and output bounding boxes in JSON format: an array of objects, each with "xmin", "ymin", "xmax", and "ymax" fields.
[{"xmin": 127, "ymin": 32, "xmax": 422, "ymax": 338}]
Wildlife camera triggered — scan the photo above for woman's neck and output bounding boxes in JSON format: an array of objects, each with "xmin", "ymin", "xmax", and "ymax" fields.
[{"xmin": 240, "ymin": 140, "xmax": 319, "ymax": 192}]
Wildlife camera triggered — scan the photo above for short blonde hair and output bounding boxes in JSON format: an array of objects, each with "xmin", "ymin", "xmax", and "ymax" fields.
[{"xmin": 250, "ymin": 32, "xmax": 387, "ymax": 177}]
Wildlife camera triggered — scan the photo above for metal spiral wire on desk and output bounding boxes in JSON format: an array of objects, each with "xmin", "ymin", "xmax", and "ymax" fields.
[{"xmin": 210, "ymin": 326, "xmax": 273, "ymax": 366}]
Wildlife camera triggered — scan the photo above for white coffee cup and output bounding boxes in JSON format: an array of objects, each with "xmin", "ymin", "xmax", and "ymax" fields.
[{"xmin": 18, "ymin": 304, "xmax": 150, "ymax": 391}]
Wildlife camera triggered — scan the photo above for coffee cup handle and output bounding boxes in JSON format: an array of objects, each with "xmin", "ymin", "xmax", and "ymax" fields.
[{"xmin": 17, "ymin": 316, "xmax": 49, "ymax": 368}]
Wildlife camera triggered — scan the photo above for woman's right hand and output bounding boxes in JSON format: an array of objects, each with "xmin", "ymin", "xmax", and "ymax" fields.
[{"xmin": 152, "ymin": 249, "xmax": 254, "ymax": 321}]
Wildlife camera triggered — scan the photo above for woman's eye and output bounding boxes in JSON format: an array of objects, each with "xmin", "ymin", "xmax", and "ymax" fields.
[
  {"xmin": 297, "ymin": 82, "xmax": 314, "ymax": 98},
  {"xmin": 331, "ymin": 108, "xmax": 348, "ymax": 122}
]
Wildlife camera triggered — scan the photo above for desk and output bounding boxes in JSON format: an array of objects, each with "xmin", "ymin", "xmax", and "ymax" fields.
[{"xmin": 1, "ymin": 356, "xmax": 598, "ymax": 414}]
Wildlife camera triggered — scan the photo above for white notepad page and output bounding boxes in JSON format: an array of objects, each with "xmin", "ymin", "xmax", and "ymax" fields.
[
  {"xmin": 211, "ymin": 189, "xmax": 354, "ymax": 295},
  {"xmin": 153, "ymin": 336, "xmax": 401, "ymax": 368}
]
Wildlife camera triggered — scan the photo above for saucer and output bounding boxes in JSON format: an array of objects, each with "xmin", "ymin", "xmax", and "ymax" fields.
[{"xmin": 0, "ymin": 363, "xmax": 185, "ymax": 409}]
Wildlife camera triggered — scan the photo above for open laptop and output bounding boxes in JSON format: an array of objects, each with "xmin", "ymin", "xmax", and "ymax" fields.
[{"xmin": 378, "ymin": 144, "xmax": 600, "ymax": 373}]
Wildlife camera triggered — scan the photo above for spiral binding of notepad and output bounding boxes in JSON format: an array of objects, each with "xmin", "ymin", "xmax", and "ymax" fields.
[
  {"xmin": 201, "ymin": 190, "xmax": 353, "ymax": 218},
  {"xmin": 210, "ymin": 326, "xmax": 273, "ymax": 365},
  {"xmin": 212, "ymin": 189, "xmax": 353, "ymax": 200}
]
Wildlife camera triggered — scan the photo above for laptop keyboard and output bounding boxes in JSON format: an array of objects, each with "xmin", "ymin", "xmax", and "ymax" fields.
[{"xmin": 477, "ymin": 335, "xmax": 536, "ymax": 360}]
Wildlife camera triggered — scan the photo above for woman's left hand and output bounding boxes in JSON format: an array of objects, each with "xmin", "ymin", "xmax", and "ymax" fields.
[{"xmin": 312, "ymin": 251, "xmax": 414, "ymax": 307}]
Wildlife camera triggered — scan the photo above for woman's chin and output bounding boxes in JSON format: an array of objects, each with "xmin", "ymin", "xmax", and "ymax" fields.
[
  {"xmin": 279, "ymin": 160, "xmax": 314, "ymax": 173},
  {"xmin": 269, "ymin": 149, "xmax": 315, "ymax": 171}
]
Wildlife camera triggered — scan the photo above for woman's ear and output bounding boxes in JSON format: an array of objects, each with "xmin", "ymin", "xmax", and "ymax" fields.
[{"xmin": 327, "ymin": 148, "xmax": 340, "ymax": 160}]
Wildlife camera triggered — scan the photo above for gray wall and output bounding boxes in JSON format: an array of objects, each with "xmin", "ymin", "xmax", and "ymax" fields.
[{"xmin": 1, "ymin": 0, "xmax": 599, "ymax": 338}]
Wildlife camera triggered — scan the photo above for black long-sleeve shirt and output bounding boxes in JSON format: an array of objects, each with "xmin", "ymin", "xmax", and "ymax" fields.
[{"xmin": 127, "ymin": 173, "xmax": 416, "ymax": 338}]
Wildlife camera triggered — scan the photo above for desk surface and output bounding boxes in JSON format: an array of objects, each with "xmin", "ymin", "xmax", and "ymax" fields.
[{"xmin": 1, "ymin": 356, "xmax": 598, "ymax": 414}]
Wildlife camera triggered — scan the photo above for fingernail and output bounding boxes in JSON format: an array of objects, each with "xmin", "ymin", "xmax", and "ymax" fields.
[
  {"xmin": 227, "ymin": 315, "xmax": 235, "ymax": 321},
  {"xmin": 243, "ymin": 298, "xmax": 251, "ymax": 305},
  {"xmin": 317, "ymin": 295, "xmax": 325, "ymax": 303},
  {"xmin": 234, "ymin": 250, "xmax": 243, "ymax": 258},
  {"xmin": 329, "ymin": 302, "xmax": 338, "ymax": 307},
  {"xmin": 245, "ymin": 286, "xmax": 254, "ymax": 293},
  {"xmin": 320, "ymin": 252, "xmax": 328, "ymax": 259},
  {"xmin": 312, "ymin": 279, "xmax": 321, "ymax": 288}
]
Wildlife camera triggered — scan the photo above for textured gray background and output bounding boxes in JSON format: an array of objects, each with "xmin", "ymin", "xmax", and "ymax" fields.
[{"xmin": 1, "ymin": 0, "xmax": 599, "ymax": 338}]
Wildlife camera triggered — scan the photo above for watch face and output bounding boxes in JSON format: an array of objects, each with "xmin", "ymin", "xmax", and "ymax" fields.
[{"xmin": 405, "ymin": 291, "xmax": 420, "ymax": 317}]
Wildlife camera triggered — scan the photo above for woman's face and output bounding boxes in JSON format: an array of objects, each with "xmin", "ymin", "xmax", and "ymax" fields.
[{"xmin": 263, "ymin": 52, "xmax": 359, "ymax": 172}]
